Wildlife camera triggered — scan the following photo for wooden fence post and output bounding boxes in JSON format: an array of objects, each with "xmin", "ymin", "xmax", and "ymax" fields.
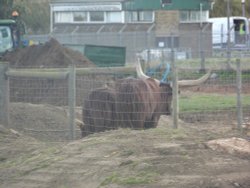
[
  {"xmin": 0, "ymin": 62, "xmax": 9, "ymax": 126},
  {"xmin": 68, "ymin": 65, "xmax": 76, "ymax": 140},
  {"xmin": 172, "ymin": 60, "xmax": 179, "ymax": 129},
  {"xmin": 171, "ymin": 35, "xmax": 179, "ymax": 129},
  {"xmin": 236, "ymin": 59, "xmax": 242, "ymax": 132}
]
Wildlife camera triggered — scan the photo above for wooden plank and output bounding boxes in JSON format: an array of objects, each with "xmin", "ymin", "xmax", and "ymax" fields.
[
  {"xmin": 76, "ymin": 65, "xmax": 136, "ymax": 75},
  {"xmin": 5, "ymin": 65, "xmax": 136, "ymax": 78},
  {"xmin": 6, "ymin": 69, "xmax": 69, "ymax": 79}
]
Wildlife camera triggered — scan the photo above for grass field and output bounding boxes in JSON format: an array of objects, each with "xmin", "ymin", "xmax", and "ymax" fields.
[{"xmin": 180, "ymin": 93, "xmax": 250, "ymax": 112}]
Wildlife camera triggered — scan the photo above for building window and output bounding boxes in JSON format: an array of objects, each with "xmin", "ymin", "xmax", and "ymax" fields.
[
  {"xmin": 106, "ymin": 11, "xmax": 122, "ymax": 23},
  {"xmin": 0, "ymin": 26, "xmax": 13, "ymax": 53},
  {"xmin": 54, "ymin": 10, "xmax": 155, "ymax": 24},
  {"xmin": 131, "ymin": 12, "xmax": 138, "ymax": 22},
  {"xmin": 89, "ymin": 11, "xmax": 104, "ymax": 22},
  {"xmin": 156, "ymin": 36, "xmax": 179, "ymax": 48},
  {"xmin": 140, "ymin": 11, "xmax": 153, "ymax": 22},
  {"xmin": 54, "ymin": 12, "xmax": 73, "ymax": 23},
  {"xmin": 73, "ymin": 12, "xmax": 87, "ymax": 22},
  {"xmin": 0, "ymin": 27, "xmax": 9, "ymax": 38},
  {"xmin": 125, "ymin": 11, "xmax": 154, "ymax": 23},
  {"xmin": 180, "ymin": 10, "xmax": 208, "ymax": 23}
]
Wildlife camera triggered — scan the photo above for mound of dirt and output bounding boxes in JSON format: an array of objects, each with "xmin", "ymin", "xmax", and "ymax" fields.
[
  {"xmin": 1, "ymin": 102, "xmax": 250, "ymax": 188},
  {"xmin": 207, "ymin": 137, "xmax": 250, "ymax": 158},
  {"xmin": 3, "ymin": 38, "xmax": 95, "ymax": 68},
  {"xmin": 2, "ymin": 109, "xmax": 250, "ymax": 188},
  {"xmin": 9, "ymin": 103, "xmax": 82, "ymax": 141}
]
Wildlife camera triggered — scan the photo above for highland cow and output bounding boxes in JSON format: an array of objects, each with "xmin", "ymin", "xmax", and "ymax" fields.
[{"xmin": 81, "ymin": 62, "xmax": 211, "ymax": 137}]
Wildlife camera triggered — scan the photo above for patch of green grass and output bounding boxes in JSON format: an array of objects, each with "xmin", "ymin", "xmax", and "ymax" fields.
[
  {"xmin": 180, "ymin": 94, "xmax": 250, "ymax": 112},
  {"xmin": 0, "ymin": 146, "xmax": 63, "ymax": 169},
  {"xmin": 169, "ymin": 128, "xmax": 188, "ymax": 140},
  {"xmin": 100, "ymin": 173, "xmax": 119, "ymax": 186},
  {"xmin": 100, "ymin": 171, "xmax": 158, "ymax": 186},
  {"xmin": 149, "ymin": 127, "xmax": 188, "ymax": 141},
  {"xmin": 176, "ymin": 57, "xmax": 250, "ymax": 70},
  {"xmin": 21, "ymin": 162, "xmax": 51, "ymax": 176}
]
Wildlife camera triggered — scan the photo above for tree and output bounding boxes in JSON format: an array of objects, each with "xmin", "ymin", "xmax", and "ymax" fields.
[
  {"xmin": 0, "ymin": 0, "xmax": 49, "ymax": 34},
  {"xmin": 13, "ymin": 0, "xmax": 50, "ymax": 34},
  {"xmin": 210, "ymin": 0, "xmax": 250, "ymax": 17},
  {"xmin": 0, "ymin": 0, "xmax": 14, "ymax": 19}
]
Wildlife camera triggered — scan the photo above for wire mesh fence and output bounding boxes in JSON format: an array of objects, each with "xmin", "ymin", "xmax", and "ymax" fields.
[
  {"xmin": 1, "ymin": 59, "xmax": 248, "ymax": 142},
  {"xmin": 1, "ymin": 30, "xmax": 250, "ymax": 142},
  {"xmin": 10, "ymin": 76, "xmax": 69, "ymax": 106},
  {"xmin": 26, "ymin": 30, "xmax": 250, "ymax": 62},
  {"xmin": 179, "ymin": 68, "xmax": 238, "ymax": 123}
]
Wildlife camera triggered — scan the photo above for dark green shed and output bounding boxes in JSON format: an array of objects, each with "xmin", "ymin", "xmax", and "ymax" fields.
[{"xmin": 84, "ymin": 44, "xmax": 126, "ymax": 67}]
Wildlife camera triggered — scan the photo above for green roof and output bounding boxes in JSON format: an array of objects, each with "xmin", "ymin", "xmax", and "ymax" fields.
[{"xmin": 123, "ymin": 0, "xmax": 213, "ymax": 11}]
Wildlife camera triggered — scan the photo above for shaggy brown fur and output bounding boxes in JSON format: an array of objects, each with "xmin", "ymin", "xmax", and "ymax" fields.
[
  {"xmin": 115, "ymin": 77, "xmax": 172, "ymax": 129},
  {"xmin": 81, "ymin": 78, "xmax": 172, "ymax": 137},
  {"xmin": 82, "ymin": 87, "xmax": 116, "ymax": 137}
]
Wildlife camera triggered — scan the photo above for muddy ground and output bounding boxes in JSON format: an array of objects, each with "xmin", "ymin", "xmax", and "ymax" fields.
[
  {"xmin": 0, "ymin": 102, "xmax": 249, "ymax": 188},
  {"xmin": 1, "ymin": 36, "xmax": 249, "ymax": 188}
]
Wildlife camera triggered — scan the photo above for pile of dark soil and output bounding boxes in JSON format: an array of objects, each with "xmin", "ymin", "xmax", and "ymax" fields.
[{"xmin": 3, "ymin": 38, "xmax": 95, "ymax": 68}]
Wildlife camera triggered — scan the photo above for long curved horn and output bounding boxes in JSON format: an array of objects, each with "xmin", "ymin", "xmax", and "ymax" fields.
[
  {"xmin": 136, "ymin": 59, "xmax": 161, "ymax": 85},
  {"xmin": 136, "ymin": 59, "xmax": 150, "ymax": 80},
  {"xmin": 178, "ymin": 69, "xmax": 212, "ymax": 87}
]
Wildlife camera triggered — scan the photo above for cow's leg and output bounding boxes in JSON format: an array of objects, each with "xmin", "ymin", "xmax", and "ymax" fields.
[
  {"xmin": 80, "ymin": 125, "xmax": 89, "ymax": 137},
  {"xmin": 144, "ymin": 115, "xmax": 160, "ymax": 129}
]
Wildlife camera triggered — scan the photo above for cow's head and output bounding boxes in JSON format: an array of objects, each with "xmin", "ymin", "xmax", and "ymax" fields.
[
  {"xmin": 159, "ymin": 82, "xmax": 173, "ymax": 115},
  {"xmin": 136, "ymin": 62, "xmax": 172, "ymax": 115},
  {"xmin": 136, "ymin": 60, "xmax": 211, "ymax": 115}
]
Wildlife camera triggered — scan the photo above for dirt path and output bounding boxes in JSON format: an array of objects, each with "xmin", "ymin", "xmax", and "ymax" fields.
[{"xmin": 0, "ymin": 112, "xmax": 249, "ymax": 188}]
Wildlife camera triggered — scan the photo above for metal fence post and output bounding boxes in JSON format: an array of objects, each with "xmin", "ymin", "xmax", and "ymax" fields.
[
  {"xmin": 68, "ymin": 65, "xmax": 76, "ymax": 140},
  {"xmin": 0, "ymin": 62, "xmax": 9, "ymax": 126},
  {"xmin": 236, "ymin": 59, "xmax": 243, "ymax": 132}
]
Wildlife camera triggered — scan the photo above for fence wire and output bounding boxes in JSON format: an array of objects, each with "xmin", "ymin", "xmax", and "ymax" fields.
[
  {"xmin": 4, "ymin": 59, "xmax": 249, "ymax": 142},
  {"xmin": 2, "ymin": 29, "xmax": 250, "ymax": 141}
]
